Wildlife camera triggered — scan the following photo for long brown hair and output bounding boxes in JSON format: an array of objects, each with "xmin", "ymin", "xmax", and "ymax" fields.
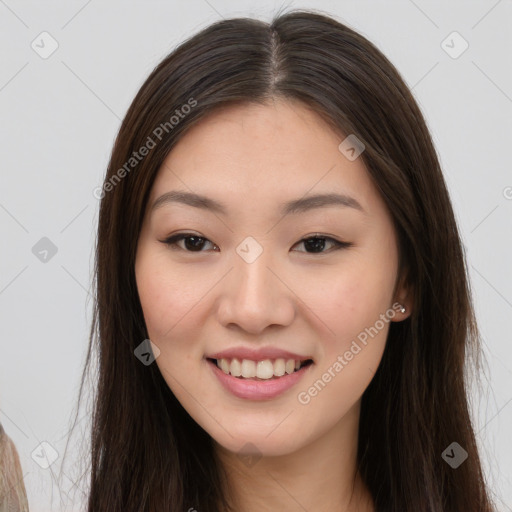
[{"xmin": 75, "ymin": 8, "xmax": 495, "ymax": 511}]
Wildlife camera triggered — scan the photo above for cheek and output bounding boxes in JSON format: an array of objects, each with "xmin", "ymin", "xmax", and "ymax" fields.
[
  {"xmin": 295, "ymin": 273, "xmax": 393, "ymax": 421},
  {"xmin": 136, "ymin": 252, "xmax": 210, "ymax": 341},
  {"xmin": 296, "ymin": 259, "xmax": 396, "ymax": 356},
  {"xmin": 135, "ymin": 253, "xmax": 209, "ymax": 393}
]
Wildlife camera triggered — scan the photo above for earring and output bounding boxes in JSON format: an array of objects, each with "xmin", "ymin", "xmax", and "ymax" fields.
[{"xmin": 399, "ymin": 305, "xmax": 406, "ymax": 313}]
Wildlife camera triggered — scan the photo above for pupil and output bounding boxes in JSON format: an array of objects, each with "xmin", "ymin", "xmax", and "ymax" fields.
[
  {"xmin": 185, "ymin": 236, "xmax": 205, "ymax": 251},
  {"xmin": 305, "ymin": 237, "xmax": 325, "ymax": 253}
]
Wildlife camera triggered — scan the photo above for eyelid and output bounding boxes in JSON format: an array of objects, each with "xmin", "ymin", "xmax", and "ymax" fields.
[
  {"xmin": 160, "ymin": 231, "xmax": 353, "ymax": 254},
  {"xmin": 161, "ymin": 232, "xmax": 217, "ymax": 252}
]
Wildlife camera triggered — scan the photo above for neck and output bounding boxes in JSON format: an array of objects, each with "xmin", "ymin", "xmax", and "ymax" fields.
[{"xmin": 214, "ymin": 401, "xmax": 374, "ymax": 512}]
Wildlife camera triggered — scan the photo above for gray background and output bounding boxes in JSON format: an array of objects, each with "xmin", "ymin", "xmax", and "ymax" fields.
[{"xmin": 1, "ymin": 0, "xmax": 511, "ymax": 510}]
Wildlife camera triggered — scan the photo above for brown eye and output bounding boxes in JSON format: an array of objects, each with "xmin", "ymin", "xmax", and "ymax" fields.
[
  {"xmin": 162, "ymin": 233, "xmax": 217, "ymax": 252},
  {"xmin": 292, "ymin": 236, "xmax": 352, "ymax": 254},
  {"xmin": 160, "ymin": 233, "xmax": 351, "ymax": 254}
]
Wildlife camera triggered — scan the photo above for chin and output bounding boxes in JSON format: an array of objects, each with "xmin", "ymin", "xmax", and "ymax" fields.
[{"xmin": 209, "ymin": 425, "xmax": 305, "ymax": 459}]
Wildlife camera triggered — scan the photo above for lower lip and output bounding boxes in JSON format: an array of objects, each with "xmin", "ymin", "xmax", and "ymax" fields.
[{"xmin": 207, "ymin": 359, "xmax": 313, "ymax": 400}]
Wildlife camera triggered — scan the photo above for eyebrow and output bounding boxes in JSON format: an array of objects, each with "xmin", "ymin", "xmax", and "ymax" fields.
[{"xmin": 150, "ymin": 190, "xmax": 366, "ymax": 216}]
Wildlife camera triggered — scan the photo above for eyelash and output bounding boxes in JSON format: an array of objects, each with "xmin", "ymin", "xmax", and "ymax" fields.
[{"xmin": 160, "ymin": 232, "xmax": 353, "ymax": 255}]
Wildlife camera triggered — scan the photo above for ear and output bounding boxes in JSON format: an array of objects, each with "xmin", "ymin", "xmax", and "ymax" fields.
[{"xmin": 391, "ymin": 269, "xmax": 413, "ymax": 322}]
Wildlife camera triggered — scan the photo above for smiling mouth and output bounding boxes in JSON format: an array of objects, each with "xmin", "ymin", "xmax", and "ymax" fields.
[{"xmin": 207, "ymin": 357, "xmax": 314, "ymax": 381}]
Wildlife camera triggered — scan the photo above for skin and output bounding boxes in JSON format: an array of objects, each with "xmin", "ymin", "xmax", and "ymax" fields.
[{"xmin": 135, "ymin": 98, "xmax": 412, "ymax": 511}]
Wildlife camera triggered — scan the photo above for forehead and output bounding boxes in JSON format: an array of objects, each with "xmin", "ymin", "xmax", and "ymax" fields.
[{"xmin": 148, "ymin": 100, "xmax": 382, "ymax": 218}]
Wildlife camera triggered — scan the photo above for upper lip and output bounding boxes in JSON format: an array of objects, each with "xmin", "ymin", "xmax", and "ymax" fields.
[{"xmin": 207, "ymin": 347, "xmax": 313, "ymax": 362}]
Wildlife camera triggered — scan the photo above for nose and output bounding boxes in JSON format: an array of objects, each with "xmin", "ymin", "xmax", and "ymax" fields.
[{"xmin": 216, "ymin": 245, "xmax": 295, "ymax": 335}]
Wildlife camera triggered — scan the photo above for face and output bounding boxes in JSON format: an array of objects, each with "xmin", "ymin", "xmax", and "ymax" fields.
[{"xmin": 135, "ymin": 99, "xmax": 409, "ymax": 457}]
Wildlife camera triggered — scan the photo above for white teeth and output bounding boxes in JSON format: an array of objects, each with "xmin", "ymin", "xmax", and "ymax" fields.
[
  {"xmin": 230, "ymin": 358, "xmax": 242, "ymax": 377},
  {"xmin": 256, "ymin": 360, "xmax": 274, "ymax": 379},
  {"xmin": 274, "ymin": 358, "xmax": 285, "ymax": 377},
  {"xmin": 220, "ymin": 358, "xmax": 230, "ymax": 374},
  {"xmin": 241, "ymin": 359, "xmax": 256, "ymax": 378},
  {"xmin": 215, "ymin": 357, "xmax": 308, "ymax": 379}
]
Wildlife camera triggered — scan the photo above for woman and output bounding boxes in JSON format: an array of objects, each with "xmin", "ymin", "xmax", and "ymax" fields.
[
  {"xmin": 78, "ymin": 9, "xmax": 495, "ymax": 511},
  {"xmin": 0, "ymin": 423, "xmax": 29, "ymax": 512}
]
